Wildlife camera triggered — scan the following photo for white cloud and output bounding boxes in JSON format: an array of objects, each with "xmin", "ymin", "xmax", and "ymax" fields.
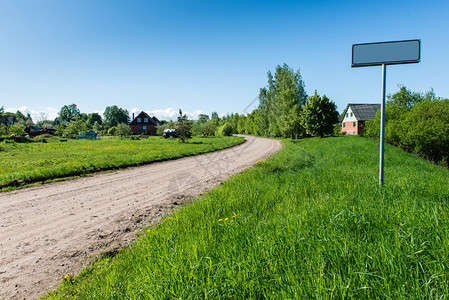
[
  {"xmin": 4, "ymin": 106, "xmax": 59, "ymax": 123},
  {"xmin": 130, "ymin": 107, "xmax": 206, "ymax": 121},
  {"xmin": 5, "ymin": 106, "xmax": 209, "ymax": 123}
]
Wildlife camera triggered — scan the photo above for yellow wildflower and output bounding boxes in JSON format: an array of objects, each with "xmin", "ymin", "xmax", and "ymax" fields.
[
  {"xmin": 225, "ymin": 217, "xmax": 229, "ymax": 221},
  {"xmin": 218, "ymin": 219, "xmax": 223, "ymax": 222}
]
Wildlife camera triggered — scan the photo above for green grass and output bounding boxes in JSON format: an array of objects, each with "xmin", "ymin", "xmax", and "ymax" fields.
[
  {"xmin": 44, "ymin": 136, "xmax": 449, "ymax": 299},
  {"xmin": 0, "ymin": 136, "xmax": 244, "ymax": 191}
]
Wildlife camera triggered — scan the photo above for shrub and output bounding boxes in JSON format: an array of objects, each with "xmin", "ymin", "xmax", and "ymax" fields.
[
  {"xmin": 217, "ymin": 123, "xmax": 233, "ymax": 136},
  {"xmin": 116, "ymin": 123, "xmax": 132, "ymax": 137},
  {"xmin": 192, "ymin": 121, "xmax": 217, "ymax": 137},
  {"xmin": 64, "ymin": 120, "xmax": 88, "ymax": 138},
  {"xmin": 396, "ymin": 100, "xmax": 449, "ymax": 166},
  {"xmin": 8, "ymin": 124, "xmax": 26, "ymax": 136},
  {"xmin": 107, "ymin": 127, "xmax": 117, "ymax": 136},
  {"xmin": 0, "ymin": 124, "xmax": 8, "ymax": 137}
]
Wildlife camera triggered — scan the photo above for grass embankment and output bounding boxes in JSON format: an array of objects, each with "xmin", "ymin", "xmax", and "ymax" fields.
[
  {"xmin": 0, "ymin": 136, "xmax": 244, "ymax": 191},
  {"xmin": 45, "ymin": 136, "xmax": 449, "ymax": 299}
]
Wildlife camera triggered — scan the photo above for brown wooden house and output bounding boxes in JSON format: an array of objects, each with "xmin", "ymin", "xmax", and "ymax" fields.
[{"xmin": 129, "ymin": 111, "xmax": 159, "ymax": 135}]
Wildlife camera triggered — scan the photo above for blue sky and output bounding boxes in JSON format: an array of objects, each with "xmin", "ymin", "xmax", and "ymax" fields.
[{"xmin": 1, "ymin": 0, "xmax": 448, "ymax": 121}]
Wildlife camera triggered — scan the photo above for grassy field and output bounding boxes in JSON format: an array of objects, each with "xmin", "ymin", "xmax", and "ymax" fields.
[
  {"xmin": 0, "ymin": 136, "xmax": 244, "ymax": 191},
  {"xmin": 44, "ymin": 136, "xmax": 449, "ymax": 299}
]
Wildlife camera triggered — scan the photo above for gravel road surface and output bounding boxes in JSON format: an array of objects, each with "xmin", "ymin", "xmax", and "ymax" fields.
[{"xmin": 0, "ymin": 135, "xmax": 281, "ymax": 299}]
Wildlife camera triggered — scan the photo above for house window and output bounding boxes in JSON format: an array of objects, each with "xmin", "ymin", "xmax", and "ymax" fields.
[
  {"xmin": 353, "ymin": 122, "xmax": 356, "ymax": 127},
  {"xmin": 138, "ymin": 125, "xmax": 143, "ymax": 130},
  {"xmin": 343, "ymin": 123, "xmax": 346, "ymax": 128},
  {"xmin": 346, "ymin": 113, "xmax": 349, "ymax": 117},
  {"xmin": 144, "ymin": 118, "xmax": 148, "ymax": 123},
  {"xmin": 350, "ymin": 112, "xmax": 353, "ymax": 117},
  {"xmin": 143, "ymin": 126, "xmax": 147, "ymax": 130},
  {"xmin": 137, "ymin": 118, "xmax": 141, "ymax": 122}
]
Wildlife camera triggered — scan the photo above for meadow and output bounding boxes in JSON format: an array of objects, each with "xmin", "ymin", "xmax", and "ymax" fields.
[
  {"xmin": 45, "ymin": 136, "xmax": 449, "ymax": 299},
  {"xmin": 0, "ymin": 136, "xmax": 244, "ymax": 191}
]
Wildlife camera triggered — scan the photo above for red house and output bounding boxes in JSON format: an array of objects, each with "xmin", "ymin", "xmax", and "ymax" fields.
[
  {"xmin": 129, "ymin": 111, "xmax": 160, "ymax": 135},
  {"xmin": 341, "ymin": 104, "xmax": 380, "ymax": 135}
]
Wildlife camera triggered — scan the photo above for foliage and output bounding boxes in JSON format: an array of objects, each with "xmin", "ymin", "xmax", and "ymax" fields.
[
  {"xmin": 192, "ymin": 120, "xmax": 217, "ymax": 137},
  {"xmin": 107, "ymin": 127, "xmax": 117, "ymax": 136},
  {"xmin": 364, "ymin": 86, "xmax": 449, "ymax": 166},
  {"xmin": 156, "ymin": 121, "xmax": 176, "ymax": 136},
  {"xmin": 197, "ymin": 114, "xmax": 210, "ymax": 123},
  {"xmin": 104, "ymin": 105, "xmax": 130, "ymax": 129},
  {"xmin": 0, "ymin": 136, "xmax": 244, "ymax": 190},
  {"xmin": 0, "ymin": 124, "xmax": 7, "ymax": 137},
  {"xmin": 8, "ymin": 124, "xmax": 26, "ymax": 136},
  {"xmin": 54, "ymin": 124, "xmax": 65, "ymax": 137},
  {"xmin": 92, "ymin": 121, "xmax": 102, "ymax": 132},
  {"xmin": 176, "ymin": 109, "xmax": 192, "ymax": 142},
  {"xmin": 46, "ymin": 137, "xmax": 449, "ymax": 299},
  {"xmin": 59, "ymin": 104, "xmax": 80, "ymax": 122},
  {"xmin": 216, "ymin": 122, "xmax": 233, "ymax": 136},
  {"xmin": 87, "ymin": 113, "xmax": 103, "ymax": 127},
  {"xmin": 258, "ymin": 64, "xmax": 307, "ymax": 138},
  {"xmin": 64, "ymin": 120, "xmax": 88, "ymax": 138},
  {"xmin": 116, "ymin": 123, "xmax": 132, "ymax": 137},
  {"xmin": 300, "ymin": 90, "xmax": 339, "ymax": 137}
]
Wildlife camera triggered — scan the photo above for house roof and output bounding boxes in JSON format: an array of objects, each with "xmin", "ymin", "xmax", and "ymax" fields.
[
  {"xmin": 346, "ymin": 104, "xmax": 380, "ymax": 121},
  {"xmin": 130, "ymin": 111, "xmax": 158, "ymax": 125}
]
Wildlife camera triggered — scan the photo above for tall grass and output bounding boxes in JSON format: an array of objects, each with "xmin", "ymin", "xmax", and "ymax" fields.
[
  {"xmin": 45, "ymin": 136, "xmax": 449, "ymax": 299},
  {"xmin": 0, "ymin": 136, "xmax": 244, "ymax": 190}
]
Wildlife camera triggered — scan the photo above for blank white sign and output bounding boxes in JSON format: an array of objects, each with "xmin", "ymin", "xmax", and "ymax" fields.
[{"xmin": 352, "ymin": 40, "xmax": 420, "ymax": 67}]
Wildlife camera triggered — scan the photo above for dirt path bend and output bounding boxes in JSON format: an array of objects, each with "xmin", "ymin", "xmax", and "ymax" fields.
[{"xmin": 0, "ymin": 135, "xmax": 281, "ymax": 299}]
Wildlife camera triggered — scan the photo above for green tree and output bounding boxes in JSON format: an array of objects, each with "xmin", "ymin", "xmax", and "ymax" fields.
[
  {"xmin": 116, "ymin": 123, "xmax": 132, "ymax": 137},
  {"xmin": 87, "ymin": 113, "xmax": 103, "ymax": 128},
  {"xmin": 211, "ymin": 112, "xmax": 219, "ymax": 125},
  {"xmin": 93, "ymin": 121, "xmax": 102, "ymax": 132},
  {"xmin": 258, "ymin": 64, "xmax": 307, "ymax": 138},
  {"xmin": 107, "ymin": 126, "xmax": 117, "ymax": 136},
  {"xmin": 198, "ymin": 114, "xmax": 210, "ymax": 123},
  {"xmin": 8, "ymin": 124, "xmax": 26, "ymax": 136},
  {"xmin": 64, "ymin": 120, "xmax": 87, "ymax": 138},
  {"xmin": 176, "ymin": 109, "xmax": 191, "ymax": 142},
  {"xmin": 0, "ymin": 124, "xmax": 7, "ymax": 137},
  {"xmin": 300, "ymin": 91, "xmax": 339, "ymax": 138},
  {"xmin": 192, "ymin": 120, "xmax": 217, "ymax": 137},
  {"xmin": 216, "ymin": 122, "xmax": 233, "ymax": 136},
  {"xmin": 237, "ymin": 115, "xmax": 246, "ymax": 134},
  {"xmin": 103, "ymin": 106, "xmax": 130, "ymax": 129},
  {"xmin": 59, "ymin": 104, "xmax": 80, "ymax": 122}
]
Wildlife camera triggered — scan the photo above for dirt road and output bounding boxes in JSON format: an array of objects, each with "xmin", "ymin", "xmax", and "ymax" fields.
[{"xmin": 0, "ymin": 135, "xmax": 281, "ymax": 299}]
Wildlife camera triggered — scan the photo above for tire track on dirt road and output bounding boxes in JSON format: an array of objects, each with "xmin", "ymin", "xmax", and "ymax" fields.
[{"xmin": 0, "ymin": 135, "xmax": 281, "ymax": 299}]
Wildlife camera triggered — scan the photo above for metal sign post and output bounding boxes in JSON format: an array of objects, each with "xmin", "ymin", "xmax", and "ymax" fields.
[{"xmin": 352, "ymin": 39, "xmax": 420, "ymax": 185}]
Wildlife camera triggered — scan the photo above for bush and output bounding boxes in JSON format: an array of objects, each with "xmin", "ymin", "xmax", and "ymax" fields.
[
  {"xmin": 0, "ymin": 124, "xmax": 8, "ymax": 137},
  {"xmin": 364, "ymin": 87, "xmax": 449, "ymax": 167},
  {"xmin": 192, "ymin": 121, "xmax": 217, "ymax": 137},
  {"xmin": 107, "ymin": 127, "xmax": 117, "ymax": 136},
  {"xmin": 64, "ymin": 120, "xmax": 88, "ymax": 138},
  {"xmin": 396, "ymin": 100, "xmax": 449, "ymax": 166},
  {"xmin": 217, "ymin": 123, "xmax": 233, "ymax": 136},
  {"xmin": 8, "ymin": 124, "xmax": 26, "ymax": 136},
  {"xmin": 116, "ymin": 123, "xmax": 132, "ymax": 137}
]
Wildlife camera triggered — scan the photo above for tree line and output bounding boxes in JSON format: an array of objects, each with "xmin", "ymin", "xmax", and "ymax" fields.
[
  {"xmin": 364, "ymin": 86, "xmax": 449, "ymax": 167},
  {"xmin": 181, "ymin": 64, "xmax": 339, "ymax": 139},
  {"xmin": 1, "ymin": 64, "xmax": 340, "ymax": 140}
]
